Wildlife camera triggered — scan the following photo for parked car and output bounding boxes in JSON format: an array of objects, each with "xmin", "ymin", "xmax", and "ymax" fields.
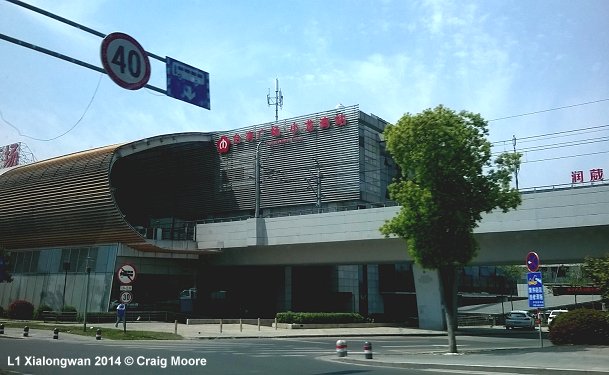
[
  {"xmin": 505, "ymin": 310, "xmax": 535, "ymax": 330},
  {"xmin": 547, "ymin": 309, "xmax": 568, "ymax": 326}
]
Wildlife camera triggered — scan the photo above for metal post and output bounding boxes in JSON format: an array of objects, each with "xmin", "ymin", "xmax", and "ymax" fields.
[
  {"xmin": 239, "ymin": 318, "xmax": 243, "ymax": 332},
  {"xmin": 83, "ymin": 258, "xmax": 91, "ymax": 332},
  {"xmin": 255, "ymin": 141, "xmax": 262, "ymax": 218},
  {"xmin": 174, "ymin": 320, "xmax": 178, "ymax": 335},
  {"xmin": 62, "ymin": 261, "xmax": 70, "ymax": 311},
  {"xmin": 258, "ymin": 318, "xmax": 260, "ymax": 331}
]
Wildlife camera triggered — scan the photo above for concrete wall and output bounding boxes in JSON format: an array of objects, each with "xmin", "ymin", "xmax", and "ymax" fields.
[{"xmin": 196, "ymin": 184, "xmax": 609, "ymax": 266}]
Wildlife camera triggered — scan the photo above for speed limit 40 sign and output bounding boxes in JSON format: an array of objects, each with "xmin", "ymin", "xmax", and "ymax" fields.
[{"xmin": 100, "ymin": 32, "xmax": 151, "ymax": 90}]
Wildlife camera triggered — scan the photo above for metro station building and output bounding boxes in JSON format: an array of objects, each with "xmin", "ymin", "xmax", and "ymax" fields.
[{"xmin": 0, "ymin": 105, "xmax": 510, "ymax": 323}]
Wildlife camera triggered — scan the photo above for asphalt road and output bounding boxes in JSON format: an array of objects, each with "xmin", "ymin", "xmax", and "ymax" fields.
[{"xmin": 0, "ymin": 331, "xmax": 553, "ymax": 375}]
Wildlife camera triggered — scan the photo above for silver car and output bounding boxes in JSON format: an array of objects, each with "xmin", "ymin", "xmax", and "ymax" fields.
[{"xmin": 505, "ymin": 310, "xmax": 535, "ymax": 330}]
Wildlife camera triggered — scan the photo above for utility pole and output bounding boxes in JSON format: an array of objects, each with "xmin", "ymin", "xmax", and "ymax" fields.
[{"xmin": 512, "ymin": 135, "xmax": 519, "ymax": 190}]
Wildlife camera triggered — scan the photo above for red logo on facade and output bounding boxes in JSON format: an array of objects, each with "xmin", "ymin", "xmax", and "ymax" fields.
[{"xmin": 216, "ymin": 136, "xmax": 231, "ymax": 154}]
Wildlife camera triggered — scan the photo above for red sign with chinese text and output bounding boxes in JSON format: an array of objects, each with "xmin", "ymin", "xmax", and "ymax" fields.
[{"xmin": 216, "ymin": 112, "xmax": 348, "ymax": 154}]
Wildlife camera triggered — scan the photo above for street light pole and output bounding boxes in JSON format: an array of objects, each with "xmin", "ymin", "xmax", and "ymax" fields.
[{"xmin": 83, "ymin": 257, "xmax": 91, "ymax": 332}]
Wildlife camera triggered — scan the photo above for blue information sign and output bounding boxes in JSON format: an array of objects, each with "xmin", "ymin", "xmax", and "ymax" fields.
[
  {"xmin": 166, "ymin": 57, "xmax": 210, "ymax": 109},
  {"xmin": 527, "ymin": 272, "xmax": 545, "ymax": 308}
]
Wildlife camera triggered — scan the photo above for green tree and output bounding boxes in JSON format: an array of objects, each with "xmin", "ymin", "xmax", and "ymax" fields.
[
  {"xmin": 380, "ymin": 105, "xmax": 521, "ymax": 353},
  {"xmin": 583, "ymin": 255, "xmax": 609, "ymax": 302}
]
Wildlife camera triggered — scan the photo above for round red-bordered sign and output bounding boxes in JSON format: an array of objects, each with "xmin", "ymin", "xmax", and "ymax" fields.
[
  {"xmin": 526, "ymin": 251, "xmax": 540, "ymax": 272},
  {"xmin": 216, "ymin": 135, "xmax": 231, "ymax": 154},
  {"xmin": 100, "ymin": 32, "xmax": 151, "ymax": 90},
  {"xmin": 117, "ymin": 263, "xmax": 137, "ymax": 284}
]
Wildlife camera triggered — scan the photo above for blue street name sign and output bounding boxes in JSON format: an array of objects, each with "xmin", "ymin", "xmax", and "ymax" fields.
[
  {"xmin": 166, "ymin": 56, "xmax": 210, "ymax": 110},
  {"xmin": 527, "ymin": 272, "xmax": 545, "ymax": 308}
]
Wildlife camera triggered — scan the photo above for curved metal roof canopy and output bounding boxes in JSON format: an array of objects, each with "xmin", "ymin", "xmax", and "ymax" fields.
[{"xmin": 0, "ymin": 133, "xmax": 215, "ymax": 252}]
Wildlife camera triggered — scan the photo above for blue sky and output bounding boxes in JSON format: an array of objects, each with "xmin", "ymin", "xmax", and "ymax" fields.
[{"xmin": 1, "ymin": 0, "xmax": 608, "ymax": 189}]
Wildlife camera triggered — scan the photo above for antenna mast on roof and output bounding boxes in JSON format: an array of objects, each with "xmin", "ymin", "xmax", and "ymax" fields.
[{"xmin": 267, "ymin": 78, "xmax": 283, "ymax": 122}]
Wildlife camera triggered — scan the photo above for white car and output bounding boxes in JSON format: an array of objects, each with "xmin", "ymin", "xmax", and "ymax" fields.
[
  {"xmin": 547, "ymin": 309, "xmax": 568, "ymax": 326},
  {"xmin": 505, "ymin": 310, "xmax": 535, "ymax": 330}
]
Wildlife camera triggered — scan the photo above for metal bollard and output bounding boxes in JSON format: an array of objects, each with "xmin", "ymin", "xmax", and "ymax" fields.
[
  {"xmin": 0, "ymin": 323, "xmax": 4, "ymax": 334},
  {"xmin": 53, "ymin": 328, "xmax": 59, "ymax": 340},
  {"xmin": 23, "ymin": 326, "xmax": 29, "ymax": 337},
  {"xmin": 336, "ymin": 339, "xmax": 348, "ymax": 357},
  {"xmin": 95, "ymin": 328, "xmax": 102, "ymax": 340},
  {"xmin": 363, "ymin": 341, "xmax": 373, "ymax": 359}
]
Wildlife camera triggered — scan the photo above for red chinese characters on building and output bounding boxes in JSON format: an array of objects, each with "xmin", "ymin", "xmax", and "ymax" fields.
[
  {"xmin": 290, "ymin": 122, "xmax": 299, "ymax": 135},
  {"xmin": 233, "ymin": 133, "xmax": 242, "ymax": 145},
  {"xmin": 319, "ymin": 116, "xmax": 330, "ymax": 129},
  {"xmin": 271, "ymin": 125, "xmax": 281, "ymax": 137},
  {"xmin": 590, "ymin": 168, "xmax": 604, "ymax": 182},
  {"xmin": 571, "ymin": 171, "xmax": 584, "ymax": 183},
  {"xmin": 335, "ymin": 113, "xmax": 347, "ymax": 126},
  {"xmin": 2, "ymin": 143, "xmax": 20, "ymax": 168},
  {"xmin": 305, "ymin": 119, "xmax": 315, "ymax": 132},
  {"xmin": 246, "ymin": 131, "xmax": 254, "ymax": 142},
  {"xmin": 571, "ymin": 168, "xmax": 604, "ymax": 183}
]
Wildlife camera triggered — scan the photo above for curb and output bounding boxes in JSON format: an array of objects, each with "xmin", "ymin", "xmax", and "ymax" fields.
[{"xmin": 326, "ymin": 356, "xmax": 609, "ymax": 375}]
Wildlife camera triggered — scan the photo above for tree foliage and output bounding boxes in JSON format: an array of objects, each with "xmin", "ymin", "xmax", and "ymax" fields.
[
  {"xmin": 380, "ymin": 105, "xmax": 522, "ymax": 352},
  {"xmin": 380, "ymin": 105, "xmax": 521, "ymax": 268},
  {"xmin": 583, "ymin": 254, "xmax": 609, "ymax": 301}
]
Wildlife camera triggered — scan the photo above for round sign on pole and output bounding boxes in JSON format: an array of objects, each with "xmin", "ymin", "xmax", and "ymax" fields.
[
  {"xmin": 100, "ymin": 32, "xmax": 151, "ymax": 90},
  {"xmin": 119, "ymin": 291, "xmax": 133, "ymax": 304},
  {"xmin": 117, "ymin": 264, "xmax": 137, "ymax": 284},
  {"xmin": 526, "ymin": 251, "xmax": 540, "ymax": 272}
]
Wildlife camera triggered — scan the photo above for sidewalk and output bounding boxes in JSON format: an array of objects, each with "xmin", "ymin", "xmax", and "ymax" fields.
[{"xmin": 2, "ymin": 322, "xmax": 608, "ymax": 374}]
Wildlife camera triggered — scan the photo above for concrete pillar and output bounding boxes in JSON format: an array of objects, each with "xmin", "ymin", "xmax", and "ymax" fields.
[
  {"xmin": 247, "ymin": 218, "xmax": 268, "ymax": 246},
  {"xmin": 412, "ymin": 264, "xmax": 445, "ymax": 330}
]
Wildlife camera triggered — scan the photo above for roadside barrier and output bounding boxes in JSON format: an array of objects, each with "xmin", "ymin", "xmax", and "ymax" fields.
[
  {"xmin": 336, "ymin": 339, "xmax": 348, "ymax": 357},
  {"xmin": 53, "ymin": 328, "xmax": 59, "ymax": 340},
  {"xmin": 364, "ymin": 341, "xmax": 373, "ymax": 359},
  {"xmin": 95, "ymin": 328, "xmax": 102, "ymax": 340},
  {"xmin": 23, "ymin": 326, "xmax": 29, "ymax": 337}
]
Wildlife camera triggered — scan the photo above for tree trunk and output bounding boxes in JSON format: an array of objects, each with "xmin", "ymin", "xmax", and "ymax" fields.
[{"xmin": 439, "ymin": 265, "xmax": 458, "ymax": 353}]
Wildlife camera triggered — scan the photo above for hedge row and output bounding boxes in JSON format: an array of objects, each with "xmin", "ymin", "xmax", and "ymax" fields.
[
  {"xmin": 276, "ymin": 312, "xmax": 366, "ymax": 324},
  {"xmin": 549, "ymin": 309, "xmax": 609, "ymax": 345}
]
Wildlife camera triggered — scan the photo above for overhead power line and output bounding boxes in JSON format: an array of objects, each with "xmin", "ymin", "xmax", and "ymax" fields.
[{"xmin": 488, "ymin": 98, "xmax": 609, "ymax": 122}]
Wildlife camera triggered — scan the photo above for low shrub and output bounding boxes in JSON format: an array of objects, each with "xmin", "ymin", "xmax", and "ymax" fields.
[
  {"xmin": 549, "ymin": 309, "xmax": 609, "ymax": 345},
  {"xmin": 7, "ymin": 300, "xmax": 34, "ymax": 320},
  {"xmin": 61, "ymin": 305, "xmax": 77, "ymax": 313},
  {"xmin": 0, "ymin": 305, "xmax": 4, "ymax": 317},
  {"xmin": 276, "ymin": 311, "xmax": 366, "ymax": 324},
  {"xmin": 34, "ymin": 304, "xmax": 54, "ymax": 320}
]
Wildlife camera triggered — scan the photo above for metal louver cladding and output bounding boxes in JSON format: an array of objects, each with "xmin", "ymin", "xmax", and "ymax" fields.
[{"xmin": 0, "ymin": 133, "xmax": 214, "ymax": 252}]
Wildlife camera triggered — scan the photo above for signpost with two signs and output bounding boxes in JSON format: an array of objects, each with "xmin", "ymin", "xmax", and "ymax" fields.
[{"xmin": 526, "ymin": 251, "xmax": 544, "ymax": 347}]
